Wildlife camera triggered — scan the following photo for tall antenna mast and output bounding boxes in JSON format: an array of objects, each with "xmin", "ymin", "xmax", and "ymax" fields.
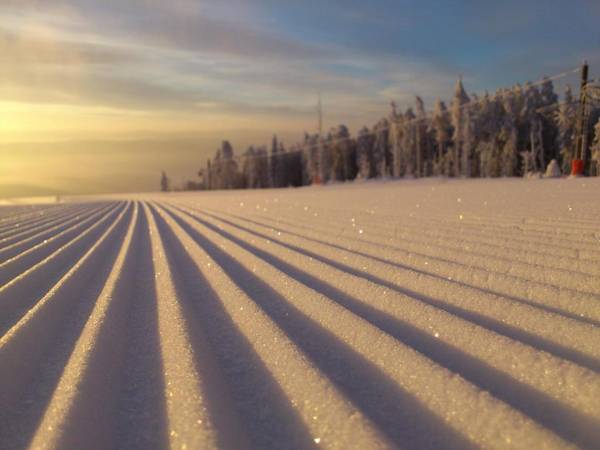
[{"xmin": 317, "ymin": 92, "xmax": 323, "ymax": 136}]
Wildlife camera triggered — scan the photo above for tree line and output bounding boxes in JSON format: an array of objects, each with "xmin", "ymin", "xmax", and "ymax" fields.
[{"xmin": 163, "ymin": 75, "xmax": 600, "ymax": 192}]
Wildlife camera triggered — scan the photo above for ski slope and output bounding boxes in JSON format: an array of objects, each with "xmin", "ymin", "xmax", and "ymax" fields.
[{"xmin": 0, "ymin": 178, "xmax": 599, "ymax": 450}]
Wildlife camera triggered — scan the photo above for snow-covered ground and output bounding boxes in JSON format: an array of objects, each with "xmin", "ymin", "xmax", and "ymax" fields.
[{"xmin": 0, "ymin": 177, "xmax": 599, "ymax": 450}]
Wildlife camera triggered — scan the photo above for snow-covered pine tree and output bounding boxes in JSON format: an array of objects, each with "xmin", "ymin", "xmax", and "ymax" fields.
[
  {"xmin": 373, "ymin": 118, "xmax": 391, "ymax": 177},
  {"xmin": 451, "ymin": 77, "xmax": 470, "ymax": 177},
  {"xmin": 500, "ymin": 90, "xmax": 519, "ymax": 176},
  {"xmin": 342, "ymin": 128, "xmax": 358, "ymax": 181},
  {"xmin": 319, "ymin": 133, "xmax": 333, "ymax": 183},
  {"xmin": 204, "ymin": 160, "xmax": 212, "ymax": 190},
  {"xmin": 520, "ymin": 150, "xmax": 535, "ymax": 175},
  {"xmin": 302, "ymin": 133, "xmax": 320, "ymax": 184},
  {"xmin": 475, "ymin": 91, "xmax": 502, "ymax": 177},
  {"xmin": 330, "ymin": 125, "xmax": 355, "ymax": 181},
  {"xmin": 389, "ymin": 103, "xmax": 403, "ymax": 178},
  {"xmin": 219, "ymin": 141, "xmax": 241, "ymax": 189},
  {"xmin": 255, "ymin": 146, "xmax": 270, "ymax": 188},
  {"xmin": 270, "ymin": 135, "xmax": 280, "ymax": 187},
  {"xmin": 242, "ymin": 146, "xmax": 256, "ymax": 188},
  {"xmin": 522, "ymin": 82, "xmax": 544, "ymax": 173},
  {"xmin": 530, "ymin": 114, "xmax": 544, "ymax": 173},
  {"xmin": 415, "ymin": 96, "xmax": 430, "ymax": 177},
  {"xmin": 160, "ymin": 171, "xmax": 170, "ymax": 192},
  {"xmin": 356, "ymin": 127, "xmax": 376, "ymax": 179},
  {"xmin": 330, "ymin": 127, "xmax": 343, "ymax": 181},
  {"xmin": 284, "ymin": 144, "xmax": 304, "ymax": 187},
  {"xmin": 555, "ymin": 85, "xmax": 577, "ymax": 174},
  {"xmin": 461, "ymin": 107, "xmax": 475, "ymax": 177},
  {"xmin": 467, "ymin": 92, "xmax": 484, "ymax": 177},
  {"xmin": 222, "ymin": 140, "xmax": 234, "ymax": 159},
  {"xmin": 539, "ymin": 77, "xmax": 560, "ymax": 164},
  {"xmin": 591, "ymin": 117, "xmax": 600, "ymax": 176},
  {"xmin": 211, "ymin": 147, "xmax": 223, "ymax": 189},
  {"xmin": 585, "ymin": 107, "xmax": 600, "ymax": 169},
  {"xmin": 277, "ymin": 141, "xmax": 289, "ymax": 187},
  {"xmin": 402, "ymin": 108, "xmax": 417, "ymax": 177},
  {"xmin": 429, "ymin": 98, "xmax": 451, "ymax": 176}
]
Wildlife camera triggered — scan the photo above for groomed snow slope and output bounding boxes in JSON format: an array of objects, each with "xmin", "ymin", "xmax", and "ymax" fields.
[{"xmin": 0, "ymin": 178, "xmax": 599, "ymax": 450}]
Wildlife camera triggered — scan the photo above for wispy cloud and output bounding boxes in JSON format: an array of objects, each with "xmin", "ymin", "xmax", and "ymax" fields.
[
  {"xmin": 1, "ymin": 28, "xmax": 137, "ymax": 66},
  {"xmin": 2, "ymin": 0, "xmax": 597, "ymax": 142},
  {"xmin": 1, "ymin": 1, "xmax": 460, "ymax": 128}
]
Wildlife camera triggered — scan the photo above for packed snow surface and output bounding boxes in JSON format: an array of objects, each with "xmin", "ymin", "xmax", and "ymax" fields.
[{"xmin": 0, "ymin": 177, "xmax": 599, "ymax": 450}]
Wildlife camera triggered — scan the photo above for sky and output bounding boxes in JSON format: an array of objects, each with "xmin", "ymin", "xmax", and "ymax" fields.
[{"xmin": 1, "ymin": 0, "xmax": 599, "ymax": 196}]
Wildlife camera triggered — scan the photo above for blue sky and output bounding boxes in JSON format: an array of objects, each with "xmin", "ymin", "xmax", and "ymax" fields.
[
  {"xmin": 1, "ymin": 0, "xmax": 599, "ymax": 194},
  {"xmin": 2, "ymin": 0, "xmax": 598, "ymax": 132}
]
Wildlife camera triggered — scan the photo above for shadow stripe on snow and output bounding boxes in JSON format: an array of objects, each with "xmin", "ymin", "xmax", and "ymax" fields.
[
  {"xmin": 182, "ymin": 207, "xmax": 600, "ymax": 371},
  {"xmin": 0, "ymin": 204, "xmax": 90, "ymax": 243},
  {"xmin": 283, "ymin": 204, "xmax": 600, "ymax": 246},
  {"xmin": 0, "ymin": 202, "xmax": 133, "ymax": 449},
  {"xmin": 143, "ymin": 203, "xmax": 250, "ymax": 450},
  {"xmin": 112, "ymin": 205, "xmax": 170, "ymax": 450},
  {"xmin": 254, "ymin": 209, "xmax": 600, "ymax": 266},
  {"xmin": 153, "ymin": 202, "xmax": 392, "ymax": 450},
  {"xmin": 151, "ymin": 204, "xmax": 323, "ymax": 450},
  {"xmin": 0, "ymin": 203, "xmax": 118, "ymax": 282},
  {"xmin": 28, "ymin": 203, "xmax": 141, "ymax": 450},
  {"xmin": 161, "ymin": 202, "xmax": 572, "ymax": 450},
  {"xmin": 0, "ymin": 202, "xmax": 126, "ymax": 336},
  {"xmin": 0, "ymin": 205, "xmax": 91, "ymax": 250},
  {"xmin": 0, "ymin": 205, "xmax": 62, "ymax": 231},
  {"xmin": 245, "ymin": 210, "xmax": 600, "ymax": 290},
  {"xmin": 0, "ymin": 202, "xmax": 111, "ymax": 263},
  {"xmin": 216, "ymin": 211, "xmax": 600, "ymax": 327},
  {"xmin": 187, "ymin": 207, "xmax": 600, "ymax": 449},
  {"xmin": 0, "ymin": 204, "xmax": 74, "ymax": 235},
  {"xmin": 160, "ymin": 203, "xmax": 475, "ymax": 450}
]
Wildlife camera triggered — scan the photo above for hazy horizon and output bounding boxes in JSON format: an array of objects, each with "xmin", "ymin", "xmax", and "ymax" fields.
[{"xmin": 1, "ymin": 131, "xmax": 302, "ymax": 198}]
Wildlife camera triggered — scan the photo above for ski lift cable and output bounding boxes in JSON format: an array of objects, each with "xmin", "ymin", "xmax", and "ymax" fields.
[
  {"xmin": 536, "ymin": 100, "xmax": 579, "ymax": 114},
  {"xmin": 389, "ymin": 67, "xmax": 581, "ymax": 126},
  {"xmin": 215, "ymin": 66, "xmax": 582, "ymax": 165}
]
